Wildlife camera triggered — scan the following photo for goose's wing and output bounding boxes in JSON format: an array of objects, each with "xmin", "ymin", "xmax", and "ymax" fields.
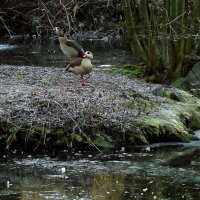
[
  {"xmin": 65, "ymin": 40, "xmax": 84, "ymax": 53},
  {"xmin": 65, "ymin": 58, "xmax": 82, "ymax": 71}
]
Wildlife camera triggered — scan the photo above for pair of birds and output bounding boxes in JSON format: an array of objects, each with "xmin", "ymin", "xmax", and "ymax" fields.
[{"xmin": 53, "ymin": 27, "xmax": 93, "ymax": 86}]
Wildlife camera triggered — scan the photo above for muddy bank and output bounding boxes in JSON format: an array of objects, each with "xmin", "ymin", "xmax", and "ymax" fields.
[{"xmin": 0, "ymin": 65, "xmax": 200, "ymax": 150}]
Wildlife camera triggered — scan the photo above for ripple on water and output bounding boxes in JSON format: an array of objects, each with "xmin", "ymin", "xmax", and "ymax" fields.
[{"xmin": 0, "ymin": 148, "xmax": 200, "ymax": 200}]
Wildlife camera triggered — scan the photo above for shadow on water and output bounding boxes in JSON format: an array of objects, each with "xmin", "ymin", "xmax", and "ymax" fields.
[{"xmin": 0, "ymin": 37, "xmax": 134, "ymax": 68}]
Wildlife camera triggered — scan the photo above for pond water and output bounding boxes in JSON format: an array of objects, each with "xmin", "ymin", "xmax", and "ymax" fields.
[
  {"xmin": 1, "ymin": 38, "xmax": 200, "ymax": 199},
  {"xmin": 0, "ymin": 143, "xmax": 200, "ymax": 200},
  {"xmin": 0, "ymin": 37, "xmax": 134, "ymax": 68}
]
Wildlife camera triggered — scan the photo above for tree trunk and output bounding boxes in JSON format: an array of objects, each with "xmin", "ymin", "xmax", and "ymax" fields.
[
  {"xmin": 121, "ymin": 0, "xmax": 145, "ymax": 61},
  {"xmin": 122, "ymin": 0, "xmax": 200, "ymax": 83}
]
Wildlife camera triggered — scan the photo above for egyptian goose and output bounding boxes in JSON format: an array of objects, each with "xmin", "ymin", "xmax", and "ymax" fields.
[
  {"xmin": 65, "ymin": 51, "xmax": 93, "ymax": 86},
  {"xmin": 53, "ymin": 27, "xmax": 85, "ymax": 62}
]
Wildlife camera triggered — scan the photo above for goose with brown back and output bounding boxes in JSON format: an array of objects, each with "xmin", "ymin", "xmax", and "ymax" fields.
[{"xmin": 65, "ymin": 51, "xmax": 93, "ymax": 86}]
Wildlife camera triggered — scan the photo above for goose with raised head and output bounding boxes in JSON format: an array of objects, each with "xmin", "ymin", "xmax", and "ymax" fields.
[{"xmin": 53, "ymin": 27, "xmax": 85, "ymax": 62}]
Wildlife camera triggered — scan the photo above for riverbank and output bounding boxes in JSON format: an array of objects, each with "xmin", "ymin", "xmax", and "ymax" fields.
[{"xmin": 0, "ymin": 65, "xmax": 200, "ymax": 150}]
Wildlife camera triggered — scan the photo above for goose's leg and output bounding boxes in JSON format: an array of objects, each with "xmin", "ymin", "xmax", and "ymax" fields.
[{"xmin": 81, "ymin": 75, "xmax": 89, "ymax": 86}]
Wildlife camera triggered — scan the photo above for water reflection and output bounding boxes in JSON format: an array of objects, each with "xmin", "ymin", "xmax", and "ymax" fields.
[
  {"xmin": 0, "ymin": 37, "xmax": 134, "ymax": 68},
  {"xmin": 0, "ymin": 44, "xmax": 16, "ymax": 51},
  {"xmin": 0, "ymin": 146, "xmax": 200, "ymax": 200}
]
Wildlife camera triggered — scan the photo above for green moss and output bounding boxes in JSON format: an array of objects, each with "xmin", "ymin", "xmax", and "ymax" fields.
[
  {"xmin": 122, "ymin": 64, "xmax": 146, "ymax": 77},
  {"xmin": 174, "ymin": 88, "xmax": 193, "ymax": 102},
  {"xmin": 153, "ymin": 86, "xmax": 193, "ymax": 102},
  {"xmin": 142, "ymin": 114, "xmax": 187, "ymax": 140},
  {"xmin": 163, "ymin": 90, "xmax": 180, "ymax": 101},
  {"xmin": 95, "ymin": 65, "xmax": 146, "ymax": 77},
  {"xmin": 143, "ymin": 118, "xmax": 162, "ymax": 132}
]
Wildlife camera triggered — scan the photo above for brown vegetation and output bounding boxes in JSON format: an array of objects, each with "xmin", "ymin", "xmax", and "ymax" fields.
[{"xmin": 0, "ymin": 0, "xmax": 123, "ymax": 38}]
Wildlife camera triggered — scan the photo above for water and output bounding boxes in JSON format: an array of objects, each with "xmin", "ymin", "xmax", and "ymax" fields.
[
  {"xmin": 0, "ymin": 37, "xmax": 134, "ymax": 68},
  {"xmin": 0, "ymin": 145, "xmax": 200, "ymax": 200}
]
